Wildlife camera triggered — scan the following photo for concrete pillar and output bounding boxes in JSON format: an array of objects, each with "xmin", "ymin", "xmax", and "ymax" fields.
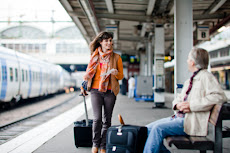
[
  {"xmin": 154, "ymin": 26, "xmax": 165, "ymax": 105},
  {"xmin": 147, "ymin": 36, "xmax": 153, "ymax": 76},
  {"xmin": 174, "ymin": 0, "xmax": 193, "ymax": 96},
  {"xmin": 140, "ymin": 52, "xmax": 146, "ymax": 76}
]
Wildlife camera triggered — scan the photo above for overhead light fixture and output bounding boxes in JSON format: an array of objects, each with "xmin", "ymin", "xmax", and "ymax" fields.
[
  {"xmin": 218, "ymin": 26, "xmax": 228, "ymax": 33},
  {"xmin": 79, "ymin": 0, "xmax": 100, "ymax": 34}
]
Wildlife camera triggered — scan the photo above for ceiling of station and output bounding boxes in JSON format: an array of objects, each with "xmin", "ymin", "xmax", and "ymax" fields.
[{"xmin": 60, "ymin": 0, "xmax": 230, "ymax": 55}]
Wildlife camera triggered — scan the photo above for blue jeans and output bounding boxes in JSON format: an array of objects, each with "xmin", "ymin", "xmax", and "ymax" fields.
[{"xmin": 143, "ymin": 116, "xmax": 187, "ymax": 153}]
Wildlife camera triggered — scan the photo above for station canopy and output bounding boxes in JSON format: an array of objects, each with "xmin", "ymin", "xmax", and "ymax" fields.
[{"xmin": 60, "ymin": 0, "xmax": 230, "ymax": 55}]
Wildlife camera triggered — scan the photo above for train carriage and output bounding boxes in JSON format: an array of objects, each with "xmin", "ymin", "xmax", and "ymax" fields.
[
  {"xmin": 0, "ymin": 47, "xmax": 20, "ymax": 102},
  {"xmin": 0, "ymin": 46, "xmax": 75, "ymax": 106}
]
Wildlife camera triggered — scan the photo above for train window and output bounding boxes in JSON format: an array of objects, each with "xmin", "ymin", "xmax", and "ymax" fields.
[
  {"xmin": 22, "ymin": 69, "xmax": 24, "ymax": 82},
  {"xmin": 10, "ymin": 67, "xmax": 13, "ymax": 81},
  {"xmin": 15, "ymin": 68, "xmax": 18, "ymax": 82}
]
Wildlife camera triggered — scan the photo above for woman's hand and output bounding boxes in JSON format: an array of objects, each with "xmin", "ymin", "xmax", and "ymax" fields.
[
  {"xmin": 111, "ymin": 69, "xmax": 118, "ymax": 75},
  {"xmin": 80, "ymin": 88, "xmax": 88, "ymax": 96},
  {"xmin": 176, "ymin": 102, "xmax": 191, "ymax": 113}
]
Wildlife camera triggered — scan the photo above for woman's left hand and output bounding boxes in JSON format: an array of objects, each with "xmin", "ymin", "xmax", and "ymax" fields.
[
  {"xmin": 179, "ymin": 102, "xmax": 191, "ymax": 113},
  {"xmin": 111, "ymin": 69, "xmax": 118, "ymax": 75}
]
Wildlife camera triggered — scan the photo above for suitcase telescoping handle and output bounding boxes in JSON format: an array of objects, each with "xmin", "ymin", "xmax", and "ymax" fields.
[
  {"xmin": 118, "ymin": 114, "xmax": 125, "ymax": 125},
  {"xmin": 117, "ymin": 114, "xmax": 125, "ymax": 136},
  {"xmin": 79, "ymin": 93, "xmax": 89, "ymax": 126}
]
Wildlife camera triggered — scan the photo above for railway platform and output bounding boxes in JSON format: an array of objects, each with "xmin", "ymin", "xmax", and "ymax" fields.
[{"xmin": 1, "ymin": 91, "xmax": 230, "ymax": 153}]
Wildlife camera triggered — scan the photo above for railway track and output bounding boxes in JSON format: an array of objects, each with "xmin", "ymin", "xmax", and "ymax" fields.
[{"xmin": 0, "ymin": 92, "xmax": 82, "ymax": 145}]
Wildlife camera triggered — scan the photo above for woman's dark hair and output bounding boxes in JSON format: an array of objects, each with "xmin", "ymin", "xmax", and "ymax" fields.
[
  {"xmin": 190, "ymin": 47, "xmax": 209, "ymax": 69},
  {"xmin": 89, "ymin": 31, "xmax": 113, "ymax": 54}
]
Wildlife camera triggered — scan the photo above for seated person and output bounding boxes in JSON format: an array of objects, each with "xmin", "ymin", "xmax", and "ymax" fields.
[{"xmin": 143, "ymin": 47, "xmax": 227, "ymax": 153}]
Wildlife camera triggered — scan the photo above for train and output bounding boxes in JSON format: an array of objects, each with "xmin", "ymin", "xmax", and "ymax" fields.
[{"xmin": 0, "ymin": 46, "xmax": 76, "ymax": 106}]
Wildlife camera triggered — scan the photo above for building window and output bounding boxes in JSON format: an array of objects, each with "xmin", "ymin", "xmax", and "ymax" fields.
[
  {"xmin": 220, "ymin": 49, "xmax": 229, "ymax": 57},
  {"xmin": 210, "ymin": 51, "xmax": 218, "ymax": 59}
]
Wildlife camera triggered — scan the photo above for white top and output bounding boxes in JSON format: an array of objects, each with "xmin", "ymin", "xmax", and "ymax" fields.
[{"xmin": 128, "ymin": 77, "xmax": 135, "ymax": 89}]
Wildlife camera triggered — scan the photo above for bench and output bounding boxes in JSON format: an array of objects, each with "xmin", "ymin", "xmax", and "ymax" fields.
[{"xmin": 166, "ymin": 102, "xmax": 230, "ymax": 153}]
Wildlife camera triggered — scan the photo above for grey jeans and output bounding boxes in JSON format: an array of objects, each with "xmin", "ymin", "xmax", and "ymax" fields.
[{"xmin": 90, "ymin": 89, "xmax": 116, "ymax": 149}]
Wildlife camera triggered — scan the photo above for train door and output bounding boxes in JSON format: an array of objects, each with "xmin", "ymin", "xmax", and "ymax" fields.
[
  {"xmin": 49, "ymin": 67, "xmax": 53, "ymax": 94},
  {"xmin": 43, "ymin": 67, "xmax": 48, "ymax": 95},
  {"xmin": 33, "ymin": 66, "xmax": 40, "ymax": 97},
  {"xmin": 7, "ymin": 62, "xmax": 19, "ymax": 101},
  {"xmin": 28, "ymin": 65, "xmax": 32, "ymax": 97},
  {"xmin": 39, "ymin": 67, "xmax": 43, "ymax": 96},
  {"xmin": 20, "ymin": 63, "xmax": 29, "ymax": 99},
  {"xmin": 54, "ymin": 69, "xmax": 59, "ymax": 93},
  {"xmin": 0, "ymin": 60, "xmax": 1, "ymax": 99}
]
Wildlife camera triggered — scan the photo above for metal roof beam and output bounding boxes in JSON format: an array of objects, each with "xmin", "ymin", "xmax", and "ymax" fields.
[
  {"xmin": 97, "ymin": 14, "xmax": 153, "ymax": 22},
  {"xmin": 158, "ymin": 0, "xmax": 171, "ymax": 14},
  {"xmin": 146, "ymin": 0, "xmax": 156, "ymax": 15},
  {"xmin": 59, "ymin": 0, "xmax": 90, "ymax": 43},
  {"xmin": 105, "ymin": 0, "xmax": 114, "ymax": 14},
  {"xmin": 209, "ymin": 0, "xmax": 227, "ymax": 14},
  {"xmin": 97, "ymin": 13, "xmax": 227, "ymax": 22},
  {"xmin": 119, "ymin": 36, "xmax": 173, "ymax": 42},
  {"xmin": 209, "ymin": 14, "xmax": 230, "ymax": 35},
  {"xmin": 203, "ymin": 0, "xmax": 227, "ymax": 15},
  {"xmin": 105, "ymin": 0, "xmax": 115, "ymax": 24},
  {"xmin": 79, "ymin": 0, "xmax": 100, "ymax": 34},
  {"xmin": 193, "ymin": 13, "xmax": 227, "ymax": 21}
]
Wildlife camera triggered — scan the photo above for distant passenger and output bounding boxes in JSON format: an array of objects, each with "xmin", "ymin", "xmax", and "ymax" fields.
[
  {"xmin": 143, "ymin": 47, "xmax": 227, "ymax": 153},
  {"xmin": 128, "ymin": 75, "xmax": 135, "ymax": 98},
  {"xmin": 80, "ymin": 31, "xmax": 124, "ymax": 153}
]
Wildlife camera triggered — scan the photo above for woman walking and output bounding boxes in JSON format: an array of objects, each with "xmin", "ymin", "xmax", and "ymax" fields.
[{"xmin": 81, "ymin": 32, "xmax": 124, "ymax": 153}]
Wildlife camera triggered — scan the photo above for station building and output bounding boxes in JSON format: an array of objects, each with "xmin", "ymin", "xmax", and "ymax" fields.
[{"xmin": 0, "ymin": 24, "xmax": 90, "ymax": 72}]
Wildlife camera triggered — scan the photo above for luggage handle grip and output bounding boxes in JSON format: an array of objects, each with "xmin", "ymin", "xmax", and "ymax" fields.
[
  {"xmin": 79, "ymin": 93, "xmax": 88, "ymax": 96},
  {"xmin": 118, "ymin": 114, "xmax": 125, "ymax": 125},
  {"xmin": 117, "ymin": 114, "xmax": 125, "ymax": 136}
]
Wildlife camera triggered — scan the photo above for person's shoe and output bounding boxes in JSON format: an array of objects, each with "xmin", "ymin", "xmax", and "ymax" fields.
[
  {"xmin": 100, "ymin": 149, "xmax": 106, "ymax": 153},
  {"xmin": 92, "ymin": 147, "xmax": 98, "ymax": 153}
]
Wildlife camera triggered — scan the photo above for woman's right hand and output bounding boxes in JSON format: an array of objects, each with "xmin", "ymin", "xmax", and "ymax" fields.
[{"xmin": 80, "ymin": 87, "xmax": 88, "ymax": 96}]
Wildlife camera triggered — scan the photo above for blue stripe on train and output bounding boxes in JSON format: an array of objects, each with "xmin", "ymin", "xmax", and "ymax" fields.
[{"xmin": 0, "ymin": 58, "xmax": 7, "ymax": 100}]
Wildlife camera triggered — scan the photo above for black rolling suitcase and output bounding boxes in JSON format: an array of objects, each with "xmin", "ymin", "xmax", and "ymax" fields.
[
  {"xmin": 106, "ymin": 114, "xmax": 147, "ymax": 153},
  {"xmin": 73, "ymin": 94, "xmax": 92, "ymax": 148}
]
